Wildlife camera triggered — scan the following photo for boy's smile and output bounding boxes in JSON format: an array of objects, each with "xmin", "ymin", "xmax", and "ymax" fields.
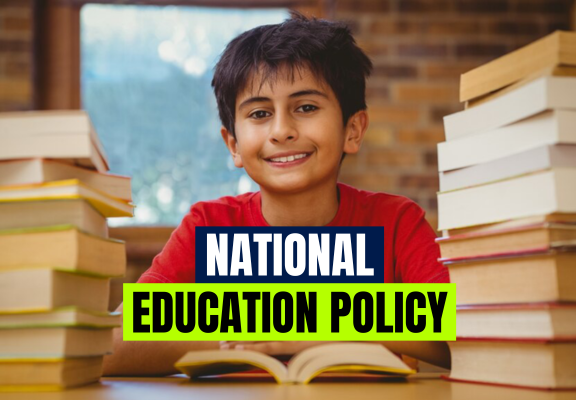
[{"xmin": 222, "ymin": 65, "xmax": 367, "ymax": 195}]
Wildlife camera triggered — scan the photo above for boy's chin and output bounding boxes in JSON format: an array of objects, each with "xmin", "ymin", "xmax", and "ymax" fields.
[{"xmin": 257, "ymin": 178, "xmax": 334, "ymax": 196}]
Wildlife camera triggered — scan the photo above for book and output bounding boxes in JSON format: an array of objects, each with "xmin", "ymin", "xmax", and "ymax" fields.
[
  {"xmin": 456, "ymin": 303, "xmax": 576, "ymax": 339},
  {"xmin": 0, "ymin": 357, "xmax": 103, "ymax": 391},
  {"xmin": 439, "ymin": 143, "xmax": 576, "ymax": 190},
  {"xmin": 0, "ymin": 159, "xmax": 131, "ymax": 201},
  {"xmin": 439, "ymin": 110, "xmax": 576, "ymax": 173},
  {"xmin": 0, "ymin": 179, "xmax": 134, "ymax": 218},
  {"xmin": 443, "ymin": 76, "xmax": 576, "ymax": 141},
  {"xmin": 437, "ymin": 168, "xmax": 576, "ymax": 230},
  {"xmin": 465, "ymin": 65, "xmax": 576, "ymax": 108},
  {"xmin": 442, "ymin": 213, "xmax": 576, "ymax": 238},
  {"xmin": 445, "ymin": 250, "xmax": 576, "ymax": 305},
  {"xmin": 436, "ymin": 223, "xmax": 576, "ymax": 259},
  {"xmin": 0, "ymin": 268, "xmax": 110, "ymax": 313},
  {"xmin": 439, "ymin": 111, "xmax": 576, "ymax": 173},
  {"xmin": 0, "ymin": 199, "xmax": 108, "ymax": 238},
  {"xmin": 0, "ymin": 327, "xmax": 113, "ymax": 358},
  {"xmin": 0, "ymin": 307, "xmax": 120, "ymax": 329},
  {"xmin": 0, "ymin": 225, "xmax": 125, "ymax": 277},
  {"xmin": 459, "ymin": 30, "xmax": 576, "ymax": 102},
  {"xmin": 0, "ymin": 110, "xmax": 109, "ymax": 173},
  {"xmin": 448, "ymin": 338, "xmax": 576, "ymax": 389},
  {"xmin": 176, "ymin": 343, "xmax": 414, "ymax": 384}
]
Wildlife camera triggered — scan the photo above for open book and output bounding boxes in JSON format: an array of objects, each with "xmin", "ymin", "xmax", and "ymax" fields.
[{"xmin": 175, "ymin": 343, "xmax": 415, "ymax": 384}]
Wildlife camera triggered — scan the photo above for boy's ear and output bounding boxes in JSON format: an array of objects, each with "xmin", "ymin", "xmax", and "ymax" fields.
[
  {"xmin": 220, "ymin": 126, "xmax": 244, "ymax": 168},
  {"xmin": 343, "ymin": 110, "xmax": 368, "ymax": 154}
]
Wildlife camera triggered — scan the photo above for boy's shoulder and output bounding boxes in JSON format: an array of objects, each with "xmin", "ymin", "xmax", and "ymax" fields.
[
  {"xmin": 338, "ymin": 182, "xmax": 424, "ymax": 215},
  {"xmin": 188, "ymin": 190, "xmax": 262, "ymax": 226}
]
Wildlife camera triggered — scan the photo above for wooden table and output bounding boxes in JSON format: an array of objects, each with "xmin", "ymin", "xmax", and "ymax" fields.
[{"xmin": 1, "ymin": 374, "xmax": 575, "ymax": 400}]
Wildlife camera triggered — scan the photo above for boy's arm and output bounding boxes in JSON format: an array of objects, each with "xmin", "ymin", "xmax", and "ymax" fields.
[
  {"xmin": 102, "ymin": 303, "xmax": 219, "ymax": 376},
  {"xmin": 221, "ymin": 341, "xmax": 451, "ymax": 369}
]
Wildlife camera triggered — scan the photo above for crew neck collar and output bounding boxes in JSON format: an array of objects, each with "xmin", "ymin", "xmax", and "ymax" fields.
[{"xmin": 249, "ymin": 183, "xmax": 349, "ymax": 227}]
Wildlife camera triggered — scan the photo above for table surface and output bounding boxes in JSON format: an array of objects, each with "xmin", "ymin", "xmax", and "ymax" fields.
[{"xmin": 1, "ymin": 374, "xmax": 575, "ymax": 400}]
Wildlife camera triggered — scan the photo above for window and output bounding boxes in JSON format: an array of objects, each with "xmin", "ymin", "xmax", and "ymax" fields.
[{"xmin": 81, "ymin": 5, "xmax": 290, "ymax": 226}]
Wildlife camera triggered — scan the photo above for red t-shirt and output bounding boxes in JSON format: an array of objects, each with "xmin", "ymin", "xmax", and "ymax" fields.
[{"xmin": 137, "ymin": 182, "xmax": 449, "ymax": 284}]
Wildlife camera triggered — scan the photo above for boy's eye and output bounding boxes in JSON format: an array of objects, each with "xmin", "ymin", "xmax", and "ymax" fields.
[
  {"xmin": 297, "ymin": 104, "xmax": 318, "ymax": 113},
  {"xmin": 249, "ymin": 110, "xmax": 271, "ymax": 119}
]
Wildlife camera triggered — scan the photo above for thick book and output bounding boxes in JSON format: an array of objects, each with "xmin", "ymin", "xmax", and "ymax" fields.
[
  {"xmin": 465, "ymin": 65, "xmax": 576, "ymax": 108},
  {"xmin": 0, "ymin": 357, "xmax": 103, "ymax": 391},
  {"xmin": 442, "ymin": 213, "xmax": 576, "ymax": 238},
  {"xmin": 438, "ymin": 110, "xmax": 576, "ymax": 172},
  {"xmin": 0, "ymin": 268, "xmax": 110, "ymax": 313},
  {"xmin": 460, "ymin": 30, "xmax": 576, "ymax": 102},
  {"xmin": 440, "ymin": 143, "xmax": 576, "ymax": 191},
  {"xmin": 456, "ymin": 303, "xmax": 576, "ymax": 339},
  {"xmin": 443, "ymin": 76, "xmax": 576, "ymax": 141},
  {"xmin": 176, "ymin": 343, "xmax": 414, "ymax": 384},
  {"xmin": 445, "ymin": 249, "xmax": 576, "ymax": 305},
  {"xmin": 0, "ymin": 327, "xmax": 113, "ymax": 358},
  {"xmin": 0, "ymin": 159, "xmax": 131, "ymax": 201},
  {"xmin": 0, "ymin": 199, "xmax": 108, "ymax": 238},
  {"xmin": 0, "ymin": 179, "xmax": 134, "ymax": 218},
  {"xmin": 0, "ymin": 225, "xmax": 126, "ymax": 277},
  {"xmin": 436, "ymin": 222, "xmax": 576, "ymax": 259},
  {"xmin": 0, "ymin": 110, "xmax": 109, "ymax": 173},
  {"xmin": 437, "ymin": 168, "xmax": 576, "ymax": 230},
  {"xmin": 448, "ymin": 338, "xmax": 576, "ymax": 390},
  {"xmin": 0, "ymin": 307, "xmax": 120, "ymax": 329}
]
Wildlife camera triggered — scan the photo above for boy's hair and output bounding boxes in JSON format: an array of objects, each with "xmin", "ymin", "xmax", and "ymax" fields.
[{"xmin": 212, "ymin": 12, "xmax": 373, "ymax": 138}]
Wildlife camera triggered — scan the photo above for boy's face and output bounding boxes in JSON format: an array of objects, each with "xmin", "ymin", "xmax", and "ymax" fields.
[{"xmin": 222, "ymin": 65, "xmax": 367, "ymax": 195}]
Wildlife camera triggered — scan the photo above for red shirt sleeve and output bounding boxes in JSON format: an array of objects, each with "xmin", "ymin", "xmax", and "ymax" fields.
[
  {"xmin": 136, "ymin": 206, "xmax": 204, "ymax": 283},
  {"xmin": 393, "ymin": 202, "xmax": 449, "ymax": 284}
]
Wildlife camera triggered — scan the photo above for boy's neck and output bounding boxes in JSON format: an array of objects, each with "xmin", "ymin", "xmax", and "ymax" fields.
[{"xmin": 260, "ymin": 180, "xmax": 340, "ymax": 226}]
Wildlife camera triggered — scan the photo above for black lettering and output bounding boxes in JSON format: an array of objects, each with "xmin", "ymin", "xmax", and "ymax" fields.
[
  {"xmin": 376, "ymin": 292, "xmax": 393, "ymax": 333},
  {"xmin": 395, "ymin": 292, "xmax": 403, "ymax": 333},
  {"xmin": 406, "ymin": 292, "xmax": 426, "ymax": 333},
  {"xmin": 353, "ymin": 292, "xmax": 373, "ymax": 333},
  {"xmin": 175, "ymin": 292, "xmax": 195, "ymax": 333},
  {"xmin": 221, "ymin": 292, "xmax": 241, "ymax": 333},
  {"xmin": 296, "ymin": 292, "xmax": 317, "ymax": 333},
  {"xmin": 331, "ymin": 292, "xmax": 351, "ymax": 333},
  {"xmin": 152, "ymin": 292, "xmax": 173, "ymax": 333},
  {"xmin": 428, "ymin": 292, "xmax": 447, "ymax": 333},
  {"xmin": 133, "ymin": 292, "xmax": 150, "ymax": 333},
  {"xmin": 273, "ymin": 292, "xmax": 293, "ymax": 333},
  {"xmin": 262, "ymin": 292, "xmax": 271, "ymax": 333},
  {"xmin": 243, "ymin": 292, "xmax": 260, "ymax": 333},
  {"xmin": 198, "ymin": 292, "xmax": 218, "ymax": 333}
]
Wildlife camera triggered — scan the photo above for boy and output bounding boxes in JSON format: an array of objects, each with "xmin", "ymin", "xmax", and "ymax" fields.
[{"xmin": 103, "ymin": 13, "xmax": 450, "ymax": 376}]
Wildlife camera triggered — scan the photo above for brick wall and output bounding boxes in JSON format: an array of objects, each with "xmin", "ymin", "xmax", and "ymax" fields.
[
  {"xmin": 336, "ymin": 0, "xmax": 575, "ymax": 229},
  {"xmin": 0, "ymin": 0, "xmax": 574, "ymax": 230},
  {"xmin": 0, "ymin": 0, "xmax": 33, "ymax": 111}
]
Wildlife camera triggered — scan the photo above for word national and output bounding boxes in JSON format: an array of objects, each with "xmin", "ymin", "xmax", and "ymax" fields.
[{"xmin": 206, "ymin": 233, "xmax": 373, "ymax": 277}]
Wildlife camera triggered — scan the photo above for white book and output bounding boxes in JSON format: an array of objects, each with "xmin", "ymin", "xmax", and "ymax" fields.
[
  {"xmin": 439, "ymin": 144, "xmax": 576, "ymax": 192},
  {"xmin": 438, "ymin": 168, "xmax": 576, "ymax": 230},
  {"xmin": 0, "ymin": 199, "xmax": 108, "ymax": 237},
  {"xmin": 0, "ymin": 179, "xmax": 134, "ymax": 218},
  {"xmin": 176, "ymin": 343, "xmax": 413, "ymax": 384},
  {"xmin": 438, "ymin": 110, "xmax": 576, "ymax": 172},
  {"xmin": 0, "ymin": 327, "xmax": 113, "ymax": 358},
  {"xmin": 443, "ymin": 76, "xmax": 576, "ymax": 141},
  {"xmin": 0, "ymin": 159, "xmax": 131, "ymax": 201},
  {"xmin": 0, "ymin": 268, "xmax": 110, "ymax": 313},
  {"xmin": 0, "ymin": 110, "xmax": 109, "ymax": 172}
]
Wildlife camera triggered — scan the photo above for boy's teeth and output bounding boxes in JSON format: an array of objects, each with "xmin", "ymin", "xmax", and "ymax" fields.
[{"xmin": 270, "ymin": 153, "xmax": 307, "ymax": 163}]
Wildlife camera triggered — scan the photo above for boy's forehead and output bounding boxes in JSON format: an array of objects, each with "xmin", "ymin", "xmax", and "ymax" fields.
[{"xmin": 237, "ymin": 64, "xmax": 331, "ymax": 103}]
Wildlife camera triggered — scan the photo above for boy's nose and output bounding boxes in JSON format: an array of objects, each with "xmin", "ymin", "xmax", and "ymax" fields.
[{"xmin": 269, "ymin": 114, "xmax": 298, "ymax": 143}]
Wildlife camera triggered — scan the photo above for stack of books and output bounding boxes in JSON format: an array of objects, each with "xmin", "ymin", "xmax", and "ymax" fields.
[
  {"xmin": 436, "ymin": 31, "xmax": 576, "ymax": 390},
  {"xmin": 0, "ymin": 110, "xmax": 134, "ymax": 391}
]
